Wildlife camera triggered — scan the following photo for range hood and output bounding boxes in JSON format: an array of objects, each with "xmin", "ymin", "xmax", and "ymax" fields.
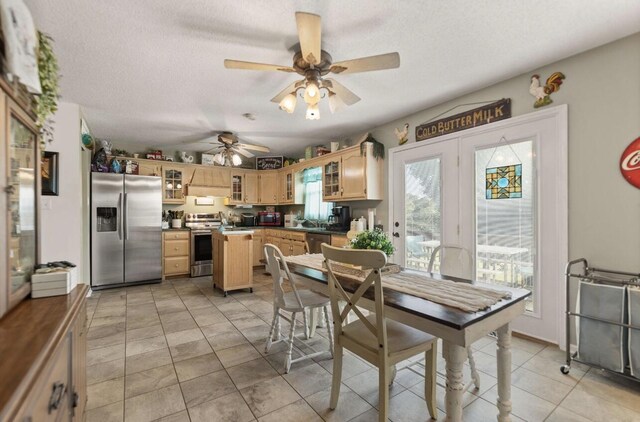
[{"xmin": 186, "ymin": 184, "xmax": 230, "ymax": 198}]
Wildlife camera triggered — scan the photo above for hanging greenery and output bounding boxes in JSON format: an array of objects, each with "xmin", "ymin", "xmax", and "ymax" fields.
[
  {"xmin": 35, "ymin": 31, "xmax": 60, "ymax": 147},
  {"xmin": 359, "ymin": 133, "xmax": 385, "ymax": 160}
]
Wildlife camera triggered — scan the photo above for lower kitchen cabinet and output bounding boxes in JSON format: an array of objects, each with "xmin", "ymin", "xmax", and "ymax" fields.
[
  {"xmin": 213, "ymin": 231, "xmax": 253, "ymax": 296},
  {"xmin": 163, "ymin": 231, "xmax": 190, "ymax": 278},
  {"xmin": 0, "ymin": 285, "xmax": 88, "ymax": 422},
  {"xmin": 331, "ymin": 234, "xmax": 350, "ymax": 248},
  {"xmin": 265, "ymin": 229, "xmax": 307, "ymax": 256},
  {"xmin": 252, "ymin": 229, "xmax": 265, "ymax": 266}
]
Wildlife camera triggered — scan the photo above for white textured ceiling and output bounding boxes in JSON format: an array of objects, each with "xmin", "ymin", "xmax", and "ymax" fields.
[{"xmin": 26, "ymin": 0, "xmax": 640, "ymax": 156}]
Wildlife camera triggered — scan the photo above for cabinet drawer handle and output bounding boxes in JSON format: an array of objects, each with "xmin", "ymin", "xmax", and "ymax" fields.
[
  {"xmin": 174, "ymin": 247, "xmax": 179, "ymax": 251},
  {"xmin": 175, "ymin": 264, "xmax": 179, "ymax": 267},
  {"xmin": 48, "ymin": 382, "xmax": 65, "ymax": 414}
]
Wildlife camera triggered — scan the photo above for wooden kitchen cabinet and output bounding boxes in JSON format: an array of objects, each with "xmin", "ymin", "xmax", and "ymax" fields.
[
  {"xmin": 0, "ymin": 285, "xmax": 88, "ymax": 422},
  {"xmin": 278, "ymin": 168, "xmax": 303, "ymax": 204},
  {"xmin": 162, "ymin": 165, "xmax": 186, "ymax": 204},
  {"xmin": 331, "ymin": 234, "xmax": 350, "ymax": 248},
  {"xmin": 258, "ymin": 171, "xmax": 278, "ymax": 204},
  {"xmin": 230, "ymin": 170, "xmax": 259, "ymax": 204},
  {"xmin": 162, "ymin": 231, "xmax": 190, "ymax": 278},
  {"xmin": 212, "ymin": 231, "xmax": 253, "ymax": 296},
  {"xmin": 138, "ymin": 160, "xmax": 161, "ymax": 176},
  {"xmin": 252, "ymin": 229, "xmax": 265, "ymax": 266},
  {"xmin": 322, "ymin": 143, "xmax": 383, "ymax": 202},
  {"xmin": 265, "ymin": 229, "xmax": 307, "ymax": 256}
]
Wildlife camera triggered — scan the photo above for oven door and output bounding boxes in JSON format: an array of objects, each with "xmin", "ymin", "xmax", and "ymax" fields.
[{"xmin": 190, "ymin": 230, "xmax": 213, "ymax": 276}]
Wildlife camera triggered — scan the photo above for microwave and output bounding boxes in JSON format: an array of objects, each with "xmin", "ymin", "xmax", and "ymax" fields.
[{"xmin": 257, "ymin": 211, "xmax": 281, "ymax": 226}]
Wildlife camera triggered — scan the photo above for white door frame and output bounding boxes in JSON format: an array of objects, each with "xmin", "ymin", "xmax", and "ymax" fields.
[{"xmin": 388, "ymin": 105, "xmax": 568, "ymax": 345}]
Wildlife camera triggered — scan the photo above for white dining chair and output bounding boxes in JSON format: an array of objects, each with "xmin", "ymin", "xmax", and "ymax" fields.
[
  {"xmin": 263, "ymin": 243, "xmax": 333, "ymax": 373},
  {"xmin": 322, "ymin": 244, "xmax": 438, "ymax": 421},
  {"xmin": 428, "ymin": 245, "xmax": 481, "ymax": 390}
]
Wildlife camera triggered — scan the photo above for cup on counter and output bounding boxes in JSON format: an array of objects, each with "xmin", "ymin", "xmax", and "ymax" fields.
[{"xmin": 171, "ymin": 219, "xmax": 182, "ymax": 229}]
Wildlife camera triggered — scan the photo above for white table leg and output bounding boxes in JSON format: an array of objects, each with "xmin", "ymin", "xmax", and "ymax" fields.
[
  {"xmin": 496, "ymin": 324, "xmax": 513, "ymax": 422},
  {"xmin": 443, "ymin": 341, "xmax": 466, "ymax": 422}
]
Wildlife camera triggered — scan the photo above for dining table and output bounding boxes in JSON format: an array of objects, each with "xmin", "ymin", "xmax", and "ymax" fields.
[{"xmin": 285, "ymin": 260, "xmax": 531, "ymax": 422}]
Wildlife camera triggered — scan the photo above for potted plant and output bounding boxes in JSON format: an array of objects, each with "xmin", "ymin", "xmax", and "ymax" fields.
[{"xmin": 350, "ymin": 228, "xmax": 395, "ymax": 257}]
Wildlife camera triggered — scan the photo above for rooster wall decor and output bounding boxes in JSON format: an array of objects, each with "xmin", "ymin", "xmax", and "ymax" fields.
[
  {"xmin": 529, "ymin": 72, "xmax": 565, "ymax": 108},
  {"xmin": 394, "ymin": 123, "xmax": 409, "ymax": 145}
]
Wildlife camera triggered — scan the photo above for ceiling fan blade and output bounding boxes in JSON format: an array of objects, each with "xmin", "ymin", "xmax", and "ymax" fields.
[
  {"xmin": 270, "ymin": 79, "xmax": 305, "ymax": 103},
  {"xmin": 218, "ymin": 133, "xmax": 236, "ymax": 145},
  {"xmin": 330, "ymin": 52, "xmax": 400, "ymax": 74},
  {"xmin": 224, "ymin": 59, "xmax": 295, "ymax": 73},
  {"xmin": 236, "ymin": 143, "xmax": 270, "ymax": 153},
  {"xmin": 235, "ymin": 147, "xmax": 255, "ymax": 158},
  {"xmin": 295, "ymin": 12, "xmax": 321, "ymax": 65},
  {"xmin": 323, "ymin": 79, "xmax": 360, "ymax": 106}
]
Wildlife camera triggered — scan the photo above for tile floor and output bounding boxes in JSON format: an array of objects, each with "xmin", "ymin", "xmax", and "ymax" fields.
[{"xmin": 84, "ymin": 270, "xmax": 640, "ymax": 422}]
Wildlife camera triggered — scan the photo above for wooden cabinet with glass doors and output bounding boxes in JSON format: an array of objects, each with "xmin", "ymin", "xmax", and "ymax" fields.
[
  {"xmin": 323, "ymin": 159, "xmax": 341, "ymax": 201},
  {"xmin": 0, "ymin": 84, "xmax": 40, "ymax": 319},
  {"xmin": 162, "ymin": 165, "xmax": 185, "ymax": 204}
]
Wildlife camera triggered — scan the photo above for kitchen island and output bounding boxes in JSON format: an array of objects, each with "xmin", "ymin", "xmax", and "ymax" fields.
[{"xmin": 212, "ymin": 229, "xmax": 254, "ymax": 296}]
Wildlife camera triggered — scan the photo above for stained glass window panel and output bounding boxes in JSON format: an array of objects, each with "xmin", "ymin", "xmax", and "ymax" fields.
[{"xmin": 485, "ymin": 164, "xmax": 522, "ymax": 199}]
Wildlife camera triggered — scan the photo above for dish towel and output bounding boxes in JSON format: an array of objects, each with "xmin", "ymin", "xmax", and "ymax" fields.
[
  {"xmin": 628, "ymin": 287, "xmax": 640, "ymax": 379},
  {"xmin": 285, "ymin": 253, "xmax": 511, "ymax": 313},
  {"xmin": 577, "ymin": 281, "xmax": 626, "ymax": 373}
]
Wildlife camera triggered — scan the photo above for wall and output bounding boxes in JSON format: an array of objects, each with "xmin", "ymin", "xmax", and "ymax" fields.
[
  {"xmin": 39, "ymin": 102, "xmax": 87, "ymax": 282},
  {"xmin": 358, "ymin": 32, "xmax": 640, "ymax": 273}
]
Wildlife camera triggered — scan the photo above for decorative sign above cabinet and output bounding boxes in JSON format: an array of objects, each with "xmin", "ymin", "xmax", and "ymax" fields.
[
  {"xmin": 415, "ymin": 98, "xmax": 511, "ymax": 142},
  {"xmin": 256, "ymin": 156, "xmax": 284, "ymax": 170}
]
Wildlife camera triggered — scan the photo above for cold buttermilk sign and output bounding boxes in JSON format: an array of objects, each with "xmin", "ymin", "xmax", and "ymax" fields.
[{"xmin": 415, "ymin": 98, "xmax": 511, "ymax": 142}]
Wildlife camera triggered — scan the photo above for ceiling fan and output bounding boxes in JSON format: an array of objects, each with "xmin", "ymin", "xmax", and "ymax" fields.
[
  {"xmin": 224, "ymin": 12, "xmax": 400, "ymax": 119},
  {"xmin": 203, "ymin": 132, "xmax": 270, "ymax": 166}
]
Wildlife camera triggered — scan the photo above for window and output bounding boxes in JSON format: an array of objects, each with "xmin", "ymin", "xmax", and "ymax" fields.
[{"xmin": 303, "ymin": 167, "xmax": 333, "ymax": 220}]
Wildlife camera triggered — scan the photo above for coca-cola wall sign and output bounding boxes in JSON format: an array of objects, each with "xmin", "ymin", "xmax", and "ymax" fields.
[{"xmin": 620, "ymin": 136, "xmax": 640, "ymax": 189}]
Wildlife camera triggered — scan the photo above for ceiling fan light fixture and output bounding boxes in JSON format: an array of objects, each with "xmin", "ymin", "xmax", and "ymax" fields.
[
  {"xmin": 328, "ymin": 91, "xmax": 346, "ymax": 113},
  {"xmin": 232, "ymin": 153, "xmax": 242, "ymax": 166},
  {"xmin": 214, "ymin": 152, "xmax": 225, "ymax": 166},
  {"xmin": 279, "ymin": 92, "xmax": 297, "ymax": 113},
  {"xmin": 303, "ymin": 80, "xmax": 320, "ymax": 105},
  {"xmin": 306, "ymin": 103, "xmax": 320, "ymax": 120}
]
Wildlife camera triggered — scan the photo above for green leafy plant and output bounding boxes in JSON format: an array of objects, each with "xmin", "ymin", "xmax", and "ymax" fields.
[
  {"xmin": 35, "ymin": 31, "xmax": 60, "ymax": 146},
  {"xmin": 359, "ymin": 133, "xmax": 385, "ymax": 160},
  {"xmin": 350, "ymin": 228, "xmax": 395, "ymax": 256}
]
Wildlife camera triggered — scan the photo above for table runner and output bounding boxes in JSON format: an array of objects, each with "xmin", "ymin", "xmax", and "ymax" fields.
[{"xmin": 285, "ymin": 254, "xmax": 512, "ymax": 313}]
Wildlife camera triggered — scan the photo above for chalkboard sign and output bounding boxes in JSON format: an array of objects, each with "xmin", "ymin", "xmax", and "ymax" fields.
[{"xmin": 256, "ymin": 156, "xmax": 284, "ymax": 170}]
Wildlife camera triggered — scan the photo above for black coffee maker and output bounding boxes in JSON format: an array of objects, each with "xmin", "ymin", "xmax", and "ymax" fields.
[{"xmin": 328, "ymin": 206, "xmax": 350, "ymax": 231}]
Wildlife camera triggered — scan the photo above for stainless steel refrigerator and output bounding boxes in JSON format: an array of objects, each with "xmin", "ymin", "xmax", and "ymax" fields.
[{"xmin": 91, "ymin": 173, "xmax": 162, "ymax": 288}]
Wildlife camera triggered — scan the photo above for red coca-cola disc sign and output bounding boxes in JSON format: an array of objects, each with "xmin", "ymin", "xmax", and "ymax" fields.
[{"xmin": 620, "ymin": 136, "xmax": 640, "ymax": 189}]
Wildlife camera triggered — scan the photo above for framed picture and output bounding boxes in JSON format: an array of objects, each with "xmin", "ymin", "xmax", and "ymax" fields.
[{"xmin": 41, "ymin": 151, "xmax": 59, "ymax": 196}]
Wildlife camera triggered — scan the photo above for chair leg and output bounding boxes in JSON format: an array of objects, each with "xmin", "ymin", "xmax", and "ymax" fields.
[
  {"xmin": 467, "ymin": 347, "xmax": 481, "ymax": 390},
  {"xmin": 284, "ymin": 312, "xmax": 297, "ymax": 374},
  {"xmin": 323, "ymin": 306, "xmax": 334, "ymax": 358},
  {"xmin": 330, "ymin": 343, "xmax": 343, "ymax": 410},
  {"xmin": 424, "ymin": 343, "xmax": 438, "ymax": 420},
  {"xmin": 265, "ymin": 309, "xmax": 279, "ymax": 353},
  {"xmin": 302, "ymin": 308, "xmax": 310, "ymax": 339},
  {"xmin": 378, "ymin": 363, "xmax": 390, "ymax": 422}
]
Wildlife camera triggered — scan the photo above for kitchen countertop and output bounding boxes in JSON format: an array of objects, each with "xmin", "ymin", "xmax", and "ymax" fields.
[
  {"xmin": 232, "ymin": 226, "xmax": 349, "ymax": 235},
  {"xmin": 163, "ymin": 227, "xmax": 190, "ymax": 232}
]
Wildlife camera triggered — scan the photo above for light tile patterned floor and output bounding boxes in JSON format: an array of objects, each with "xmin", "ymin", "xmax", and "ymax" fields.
[{"xmin": 84, "ymin": 270, "xmax": 640, "ymax": 422}]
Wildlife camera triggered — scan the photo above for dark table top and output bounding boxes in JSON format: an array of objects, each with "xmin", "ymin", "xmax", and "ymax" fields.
[{"xmin": 287, "ymin": 263, "xmax": 531, "ymax": 331}]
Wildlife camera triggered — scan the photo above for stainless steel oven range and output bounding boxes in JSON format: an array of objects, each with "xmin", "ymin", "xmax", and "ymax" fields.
[{"xmin": 185, "ymin": 213, "xmax": 221, "ymax": 277}]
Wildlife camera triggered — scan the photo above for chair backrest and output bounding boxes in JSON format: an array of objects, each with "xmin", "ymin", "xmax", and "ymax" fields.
[
  {"xmin": 427, "ymin": 245, "xmax": 473, "ymax": 280},
  {"xmin": 264, "ymin": 243, "xmax": 304, "ymax": 309},
  {"xmin": 321, "ymin": 244, "xmax": 388, "ymax": 353}
]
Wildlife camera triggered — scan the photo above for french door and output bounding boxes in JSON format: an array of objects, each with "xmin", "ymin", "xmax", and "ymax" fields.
[{"xmin": 389, "ymin": 106, "xmax": 568, "ymax": 344}]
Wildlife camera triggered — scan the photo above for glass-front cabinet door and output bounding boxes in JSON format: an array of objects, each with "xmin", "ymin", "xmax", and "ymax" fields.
[
  {"xmin": 4, "ymin": 99, "xmax": 39, "ymax": 312},
  {"xmin": 323, "ymin": 160, "xmax": 340, "ymax": 200},
  {"xmin": 162, "ymin": 166, "xmax": 184, "ymax": 204},
  {"xmin": 230, "ymin": 172, "xmax": 243, "ymax": 204}
]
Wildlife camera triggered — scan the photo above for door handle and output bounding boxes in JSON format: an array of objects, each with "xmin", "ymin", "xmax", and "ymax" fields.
[
  {"xmin": 117, "ymin": 193, "xmax": 123, "ymax": 240},
  {"xmin": 392, "ymin": 232, "xmax": 400, "ymax": 238},
  {"xmin": 123, "ymin": 193, "xmax": 129, "ymax": 240}
]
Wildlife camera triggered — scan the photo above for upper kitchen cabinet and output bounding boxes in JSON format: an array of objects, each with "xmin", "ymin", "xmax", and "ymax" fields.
[
  {"xmin": 258, "ymin": 171, "xmax": 278, "ymax": 204},
  {"xmin": 230, "ymin": 170, "xmax": 258, "ymax": 205},
  {"xmin": 137, "ymin": 160, "xmax": 161, "ymax": 176},
  {"xmin": 279, "ymin": 167, "xmax": 303, "ymax": 204},
  {"xmin": 0, "ymin": 85, "xmax": 40, "ymax": 319},
  {"xmin": 162, "ymin": 165, "xmax": 186, "ymax": 204},
  {"xmin": 323, "ymin": 143, "xmax": 383, "ymax": 201}
]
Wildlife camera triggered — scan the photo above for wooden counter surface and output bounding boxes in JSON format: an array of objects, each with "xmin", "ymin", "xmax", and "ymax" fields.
[{"xmin": 0, "ymin": 284, "xmax": 89, "ymax": 420}]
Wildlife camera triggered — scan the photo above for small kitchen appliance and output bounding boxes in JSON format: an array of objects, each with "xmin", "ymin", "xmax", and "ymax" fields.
[
  {"xmin": 284, "ymin": 213, "xmax": 296, "ymax": 228},
  {"xmin": 240, "ymin": 213, "xmax": 256, "ymax": 227},
  {"xmin": 185, "ymin": 213, "xmax": 222, "ymax": 277},
  {"xmin": 257, "ymin": 211, "xmax": 281, "ymax": 226},
  {"xmin": 327, "ymin": 206, "xmax": 350, "ymax": 231}
]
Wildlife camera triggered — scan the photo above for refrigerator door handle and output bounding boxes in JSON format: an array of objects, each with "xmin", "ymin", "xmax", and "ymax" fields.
[
  {"xmin": 118, "ymin": 193, "xmax": 123, "ymax": 240},
  {"xmin": 123, "ymin": 192, "xmax": 129, "ymax": 240}
]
